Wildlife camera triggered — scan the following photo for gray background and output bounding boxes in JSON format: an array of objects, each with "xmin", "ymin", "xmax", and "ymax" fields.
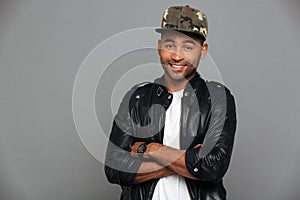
[{"xmin": 1, "ymin": 0, "xmax": 300, "ymax": 199}]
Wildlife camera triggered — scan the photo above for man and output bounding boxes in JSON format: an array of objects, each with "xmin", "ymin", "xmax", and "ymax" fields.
[{"xmin": 105, "ymin": 5, "xmax": 237, "ymax": 200}]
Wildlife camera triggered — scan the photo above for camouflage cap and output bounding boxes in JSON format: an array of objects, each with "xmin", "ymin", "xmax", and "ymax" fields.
[{"xmin": 156, "ymin": 5, "xmax": 208, "ymax": 40}]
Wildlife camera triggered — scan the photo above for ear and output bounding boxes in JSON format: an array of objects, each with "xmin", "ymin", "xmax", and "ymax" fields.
[
  {"xmin": 157, "ymin": 39, "xmax": 162, "ymax": 57},
  {"xmin": 200, "ymin": 43, "xmax": 208, "ymax": 60}
]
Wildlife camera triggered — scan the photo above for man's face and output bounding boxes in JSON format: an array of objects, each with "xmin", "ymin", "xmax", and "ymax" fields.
[{"xmin": 158, "ymin": 31, "xmax": 208, "ymax": 82}]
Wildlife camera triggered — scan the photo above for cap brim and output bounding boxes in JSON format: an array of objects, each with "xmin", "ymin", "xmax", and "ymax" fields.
[
  {"xmin": 155, "ymin": 28, "xmax": 167, "ymax": 33},
  {"xmin": 155, "ymin": 28, "xmax": 206, "ymax": 41}
]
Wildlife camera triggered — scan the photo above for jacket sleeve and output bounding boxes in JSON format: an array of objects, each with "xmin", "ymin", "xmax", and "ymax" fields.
[
  {"xmin": 104, "ymin": 89, "xmax": 143, "ymax": 186},
  {"xmin": 185, "ymin": 83, "xmax": 237, "ymax": 183}
]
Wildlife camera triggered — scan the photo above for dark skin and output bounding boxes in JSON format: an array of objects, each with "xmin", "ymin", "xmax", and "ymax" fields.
[{"xmin": 131, "ymin": 30, "xmax": 208, "ymax": 184}]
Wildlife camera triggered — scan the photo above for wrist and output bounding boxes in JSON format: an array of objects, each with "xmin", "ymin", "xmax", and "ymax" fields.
[
  {"xmin": 145, "ymin": 143, "xmax": 164, "ymax": 158},
  {"xmin": 137, "ymin": 142, "xmax": 148, "ymax": 157}
]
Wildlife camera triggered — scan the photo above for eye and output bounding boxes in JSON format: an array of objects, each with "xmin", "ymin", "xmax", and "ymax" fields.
[
  {"xmin": 165, "ymin": 44, "xmax": 174, "ymax": 49},
  {"xmin": 184, "ymin": 46, "xmax": 193, "ymax": 51}
]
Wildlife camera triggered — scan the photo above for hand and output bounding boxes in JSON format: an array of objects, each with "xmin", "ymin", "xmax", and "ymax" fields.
[
  {"xmin": 143, "ymin": 142, "xmax": 164, "ymax": 159},
  {"xmin": 131, "ymin": 142, "xmax": 164, "ymax": 159}
]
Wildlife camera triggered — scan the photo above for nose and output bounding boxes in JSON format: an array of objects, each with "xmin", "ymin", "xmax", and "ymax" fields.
[{"xmin": 171, "ymin": 49, "xmax": 184, "ymax": 62}]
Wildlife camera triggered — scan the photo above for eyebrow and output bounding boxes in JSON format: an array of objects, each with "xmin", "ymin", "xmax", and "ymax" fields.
[
  {"xmin": 182, "ymin": 40, "xmax": 196, "ymax": 45},
  {"xmin": 163, "ymin": 38, "xmax": 196, "ymax": 45},
  {"xmin": 163, "ymin": 39, "xmax": 175, "ymax": 43}
]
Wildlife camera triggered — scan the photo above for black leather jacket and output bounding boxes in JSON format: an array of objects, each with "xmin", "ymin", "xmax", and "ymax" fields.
[{"xmin": 105, "ymin": 73, "xmax": 237, "ymax": 200}]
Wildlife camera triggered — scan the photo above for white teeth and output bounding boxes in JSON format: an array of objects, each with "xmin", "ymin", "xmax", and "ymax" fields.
[{"xmin": 172, "ymin": 65, "xmax": 183, "ymax": 68}]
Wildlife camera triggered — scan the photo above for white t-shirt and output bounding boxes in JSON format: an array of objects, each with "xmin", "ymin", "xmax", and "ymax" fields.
[{"xmin": 152, "ymin": 89, "xmax": 190, "ymax": 200}]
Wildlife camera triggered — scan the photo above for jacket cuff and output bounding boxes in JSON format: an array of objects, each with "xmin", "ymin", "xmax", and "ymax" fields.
[{"xmin": 185, "ymin": 148, "xmax": 202, "ymax": 178}]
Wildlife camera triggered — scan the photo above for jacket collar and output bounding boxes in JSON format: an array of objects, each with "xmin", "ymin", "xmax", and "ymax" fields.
[
  {"xmin": 154, "ymin": 72, "xmax": 203, "ymax": 92},
  {"xmin": 152, "ymin": 72, "xmax": 209, "ymax": 108}
]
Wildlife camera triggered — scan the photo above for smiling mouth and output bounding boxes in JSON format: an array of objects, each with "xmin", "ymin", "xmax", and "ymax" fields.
[{"xmin": 169, "ymin": 63, "xmax": 185, "ymax": 71}]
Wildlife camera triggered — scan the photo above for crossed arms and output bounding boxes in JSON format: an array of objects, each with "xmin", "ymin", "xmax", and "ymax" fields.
[
  {"xmin": 105, "ymin": 86, "xmax": 236, "ymax": 186},
  {"xmin": 131, "ymin": 142, "xmax": 203, "ymax": 184}
]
